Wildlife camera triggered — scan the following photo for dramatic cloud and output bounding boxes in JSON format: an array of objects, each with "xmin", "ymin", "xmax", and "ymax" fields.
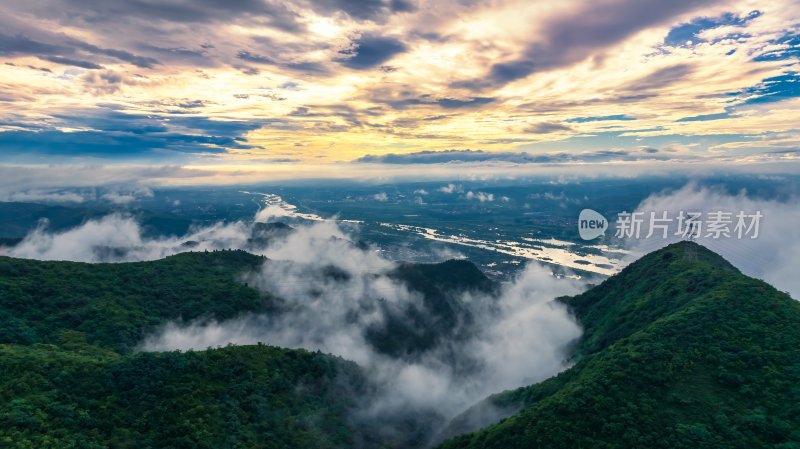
[
  {"xmin": 466, "ymin": 0, "xmax": 720, "ymax": 88},
  {"xmin": 0, "ymin": 0, "xmax": 799, "ymax": 167},
  {"xmin": 337, "ymin": 35, "xmax": 407, "ymax": 70},
  {"xmin": 0, "ymin": 107, "xmax": 266, "ymax": 160}
]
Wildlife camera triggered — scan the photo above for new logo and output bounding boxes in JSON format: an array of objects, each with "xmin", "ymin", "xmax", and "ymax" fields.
[{"xmin": 578, "ymin": 209, "xmax": 608, "ymax": 240}]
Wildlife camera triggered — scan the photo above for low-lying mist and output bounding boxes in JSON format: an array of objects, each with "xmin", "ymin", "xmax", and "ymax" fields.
[
  {"xmin": 140, "ymin": 220, "xmax": 584, "ymax": 441},
  {"xmin": 1, "ymin": 212, "xmax": 585, "ymax": 442}
]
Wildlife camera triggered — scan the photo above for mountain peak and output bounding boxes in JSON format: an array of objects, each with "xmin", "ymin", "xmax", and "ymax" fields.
[
  {"xmin": 647, "ymin": 240, "xmax": 739, "ymax": 273},
  {"xmin": 561, "ymin": 241, "xmax": 744, "ymax": 357},
  {"xmin": 438, "ymin": 242, "xmax": 800, "ymax": 449}
]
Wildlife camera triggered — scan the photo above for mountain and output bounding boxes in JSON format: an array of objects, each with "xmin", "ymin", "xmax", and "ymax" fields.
[
  {"xmin": 0, "ymin": 250, "xmax": 273, "ymax": 352},
  {"xmin": 369, "ymin": 259, "xmax": 498, "ymax": 358},
  {"xmin": 1, "ymin": 343, "xmax": 367, "ymax": 448},
  {"xmin": 4, "ymin": 241, "xmax": 798, "ymax": 448},
  {"xmin": 0, "ymin": 250, "xmax": 496, "ymax": 448},
  {"xmin": 437, "ymin": 241, "xmax": 800, "ymax": 449}
]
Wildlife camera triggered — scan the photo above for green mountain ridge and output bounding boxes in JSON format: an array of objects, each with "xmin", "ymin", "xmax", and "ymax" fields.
[
  {"xmin": 437, "ymin": 241, "xmax": 800, "ymax": 449},
  {"xmin": 0, "ymin": 249, "xmax": 496, "ymax": 448},
  {"xmin": 1, "ymin": 242, "xmax": 798, "ymax": 448}
]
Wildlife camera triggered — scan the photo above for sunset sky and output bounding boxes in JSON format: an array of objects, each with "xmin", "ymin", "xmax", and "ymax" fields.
[{"xmin": 0, "ymin": 0, "xmax": 798, "ymax": 182}]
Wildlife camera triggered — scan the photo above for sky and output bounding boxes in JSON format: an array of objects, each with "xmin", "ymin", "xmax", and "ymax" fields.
[{"xmin": 0, "ymin": 0, "xmax": 799, "ymax": 182}]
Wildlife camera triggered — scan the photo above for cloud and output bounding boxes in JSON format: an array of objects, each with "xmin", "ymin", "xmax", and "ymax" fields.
[
  {"xmin": 0, "ymin": 107, "xmax": 266, "ymax": 159},
  {"xmin": 466, "ymin": 191, "xmax": 494, "ymax": 202},
  {"xmin": 41, "ymin": 55, "xmax": 103, "ymax": 69},
  {"xmin": 3, "ymin": 213, "xmax": 265, "ymax": 262},
  {"xmin": 676, "ymin": 111, "xmax": 736, "ymax": 122},
  {"xmin": 565, "ymin": 114, "xmax": 637, "ymax": 123},
  {"xmin": 373, "ymin": 192, "xmax": 389, "ymax": 201},
  {"xmin": 753, "ymin": 31, "xmax": 800, "ymax": 62},
  {"xmin": 311, "ymin": 0, "xmax": 417, "ymax": 21},
  {"xmin": 624, "ymin": 63, "xmax": 695, "ymax": 92},
  {"xmin": 355, "ymin": 148, "xmax": 674, "ymax": 164},
  {"xmin": 236, "ymin": 50, "xmax": 274, "ymax": 64},
  {"xmin": 380, "ymin": 95, "xmax": 496, "ymax": 110},
  {"xmin": 55, "ymin": 0, "xmax": 301, "ymax": 30},
  {"xmin": 524, "ymin": 122, "xmax": 573, "ymax": 134},
  {"xmin": 2, "ymin": 189, "xmax": 91, "ymax": 203},
  {"xmin": 337, "ymin": 35, "xmax": 407, "ymax": 70},
  {"xmin": 100, "ymin": 186, "xmax": 154, "ymax": 204},
  {"xmin": 136, "ymin": 219, "xmax": 583, "ymax": 428},
  {"xmin": 5, "ymin": 211, "xmax": 581, "ymax": 428},
  {"xmin": 459, "ymin": 0, "xmax": 718, "ymax": 89},
  {"xmin": 0, "ymin": 31, "xmax": 158, "ymax": 69},
  {"xmin": 624, "ymin": 183, "xmax": 800, "ymax": 299},
  {"xmin": 663, "ymin": 10, "xmax": 761, "ymax": 47},
  {"xmin": 438, "ymin": 183, "xmax": 463, "ymax": 194}
]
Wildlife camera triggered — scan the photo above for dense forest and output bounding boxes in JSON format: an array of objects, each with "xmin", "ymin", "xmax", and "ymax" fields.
[
  {"xmin": 0, "ymin": 249, "xmax": 495, "ymax": 448},
  {"xmin": 437, "ymin": 241, "xmax": 800, "ymax": 449},
  {"xmin": 1, "ymin": 242, "xmax": 798, "ymax": 448}
]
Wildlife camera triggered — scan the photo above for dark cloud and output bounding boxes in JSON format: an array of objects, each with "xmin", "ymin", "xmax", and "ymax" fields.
[
  {"xmin": 337, "ymin": 35, "xmax": 407, "ymax": 70},
  {"xmin": 311, "ymin": 0, "xmax": 417, "ymax": 21},
  {"xmin": 354, "ymin": 148, "xmax": 674, "ymax": 164},
  {"xmin": 58, "ymin": 0, "xmax": 301, "ymax": 31},
  {"xmin": 237, "ymin": 50, "xmax": 274, "ymax": 64},
  {"xmin": 0, "ymin": 33, "xmax": 65, "ymax": 55},
  {"xmin": 524, "ymin": 122, "xmax": 573, "ymax": 134},
  {"xmin": 0, "ymin": 31, "xmax": 158, "ymax": 69},
  {"xmin": 455, "ymin": 0, "xmax": 718, "ymax": 89},
  {"xmin": 565, "ymin": 114, "xmax": 637, "ymax": 123},
  {"xmin": 235, "ymin": 65, "xmax": 260, "ymax": 75},
  {"xmin": 379, "ymin": 94, "xmax": 495, "ymax": 110},
  {"xmin": 68, "ymin": 38, "xmax": 160, "ymax": 68},
  {"xmin": 236, "ymin": 49, "xmax": 328, "ymax": 75},
  {"xmin": 0, "ymin": 108, "xmax": 268, "ymax": 159},
  {"xmin": 624, "ymin": 63, "xmax": 694, "ymax": 92},
  {"xmin": 42, "ymin": 55, "xmax": 103, "ymax": 69},
  {"xmin": 82, "ymin": 71, "xmax": 127, "ymax": 94},
  {"xmin": 284, "ymin": 61, "xmax": 329, "ymax": 74},
  {"xmin": 136, "ymin": 44, "xmax": 207, "ymax": 62},
  {"xmin": 3, "ymin": 62, "xmax": 52, "ymax": 73},
  {"xmin": 289, "ymin": 107, "xmax": 312, "ymax": 116},
  {"xmin": 437, "ymin": 97, "xmax": 494, "ymax": 108}
]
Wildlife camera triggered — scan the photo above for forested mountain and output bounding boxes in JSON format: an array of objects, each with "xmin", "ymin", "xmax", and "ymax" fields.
[
  {"xmin": 2, "ymin": 241, "xmax": 798, "ymax": 448},
  {"xmin": 437, "ymin": 241, "xmax": 800, "ymax": 449},
  {"xmin": 0, "ymin": 250, "xmax": 496, "ymax": 448}
]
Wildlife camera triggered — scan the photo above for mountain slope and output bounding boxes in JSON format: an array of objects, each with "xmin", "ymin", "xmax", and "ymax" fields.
[
  {"xmin": 0, "ymin": 343, "xmax": 367, "ymax": 449},
  {"xmin": 0, "ymin": 250, "xmax": 497, "ymax": 448},
  {"xmin": 438, "ymin": 241, "xmax": 800, "ymax": 449},
  {"xmin": 0, "ymin": 250, "xmax": 273, "ymax": 352}
]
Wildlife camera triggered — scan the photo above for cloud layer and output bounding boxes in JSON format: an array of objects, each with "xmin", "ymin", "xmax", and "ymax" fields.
[{"xmin": 0, "ymin": 0, "xmax": 798, "ymax": 167}]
